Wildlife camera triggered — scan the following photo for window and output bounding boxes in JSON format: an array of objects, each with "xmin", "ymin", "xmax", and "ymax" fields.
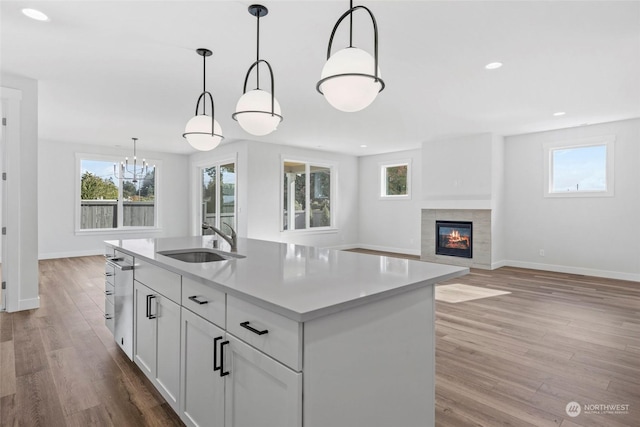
[
  {"xmin": 544, "ymin": 135, "xmax": 614, "ymax": 198},
  {"xmin": 201, "ymin": 161, "xmax": 236, "ymax": 233},
  {"xmin": 282, "ymin": 159, "xmax": 334, "ymax": 231},
  {"xmin": 77, "ymin": 155, "xmax": 158, "ymax": 231},
  {"xmin": 380, "ymin": 160, "xmax": 411, "ymax": 199}
]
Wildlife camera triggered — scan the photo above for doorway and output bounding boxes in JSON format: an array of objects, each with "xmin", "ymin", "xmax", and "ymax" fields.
[{"xmin": 200, "ymin": 160, "xmax": 237, "ymax": 235}]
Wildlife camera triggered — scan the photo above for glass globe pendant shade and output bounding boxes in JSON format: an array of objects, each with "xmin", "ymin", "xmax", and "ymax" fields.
[
  {"xmin": 183, "ymin": 114, "xmax": 223, "ymax": 151},
  {"xmin": 319, "ymin": 47, "xmax": 382, "ymax": 112},
  {"xmin": 235, "ymin": 89, "xmax": 282, "ymax": 136}
]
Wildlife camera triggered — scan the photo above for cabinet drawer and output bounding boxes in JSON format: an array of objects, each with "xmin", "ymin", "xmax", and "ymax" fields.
[
  {"xmin": 105, "ymin": 299, "xmax": 115, "ymax": 334},
  {"xmin": 227, "ymin": 296, "xmax": 302, "ymax": 371},
  {"xmin": 134, "ymin": 259, "xmax": 181, "ymax": 303},
  {"xmin": 105, "ymin": 263, "xmax": 115, "ymax": 286},
  {"xmin": 115, "ymin": 250, "xmax": 134, "ymax": 265},
  {"xmin": 105, "ymin": 281, "xmax": 115, "ymax": 305},
  {"xmin": 182, "ymin": 277, "xmax": 225, "ymax": 328}
]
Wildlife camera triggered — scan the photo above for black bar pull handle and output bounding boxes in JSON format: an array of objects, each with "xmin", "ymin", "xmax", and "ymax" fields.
[
  {"xmin": 104, "ymin": 272, "xmax": 114, "ymax": 277},
  {"xmin": 104, "ymin": 314, "xmax": 113, "ymax": 320},
  {"xmin": 188, "ymin": 295, "xmax": 208, "ymax": 305},
  {"xmin": 146, "ymin": 294, "xmax": 151, "ymax": 319},
  {"xmin": 213, "ymin": 336, "xmax": 223, "ymax": 372},
  {"xmin": 240, "ymin": 321, "xmax": 268, "ymax": 335},
  {"xmin": 220, "ymin": 340, "xmax": 230, "ymax": 377},
  {"xmin": 148, "ymin": 295, "xmax": 157, "ymax": 319},
  {"xmin": 105, "ymin": 290, "xmax": 114, "ymax": 296}
]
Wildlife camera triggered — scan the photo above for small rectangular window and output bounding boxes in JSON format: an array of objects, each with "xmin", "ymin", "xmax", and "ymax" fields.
[
  {"xmin": 283, "ymin": 159, "xmax": 334, "ymax": 231},
  {"xmin": 380, "ymin": 161, "xmax": 411, "ymax": 199},
  {"xmin": 544, "ymin": 136, "xmax": 614, "ymax": 198}
]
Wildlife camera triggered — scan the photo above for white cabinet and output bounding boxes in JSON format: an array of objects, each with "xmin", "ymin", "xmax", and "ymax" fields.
[
  {"xmin": 224, "ymin": 334, "xmax": 302, "ymax": 427},
  {"xmin": 180, "ymin": 308, "xmax": 225, "ymax": 427},
  {"xmin": 134, "ymin": 281, "xmax": 181, "ymax": 412},
  {"xmin": 180, "ymin": 303, "xmax": 301, "ymax": 427}
]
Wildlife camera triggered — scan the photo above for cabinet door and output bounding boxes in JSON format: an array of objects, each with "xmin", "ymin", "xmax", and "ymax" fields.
[
  {"xmin": 180, "ymin": 309, "xmax": 225, "ymax": 427},
  {"xmin": 224, "ymin": 334, "xmax": 302, "ymax": 427},
  {"xmin": 155, "ymin": 293, "xmax": 181, "ymax": 411},
  {"xmin": 134, "ymin": 281, "xmax": 156, "ymax": 379}
]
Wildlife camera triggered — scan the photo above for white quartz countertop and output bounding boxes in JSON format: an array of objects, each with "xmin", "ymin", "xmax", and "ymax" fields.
[{"xmin": 106, "ymin": 236, "xmax": 469, "ymax": 322}]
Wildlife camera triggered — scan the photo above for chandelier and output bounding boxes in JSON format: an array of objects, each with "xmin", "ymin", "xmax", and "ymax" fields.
[{"xmin": 115, "ymin": 137, "xmax": 149, "ymax": 184}]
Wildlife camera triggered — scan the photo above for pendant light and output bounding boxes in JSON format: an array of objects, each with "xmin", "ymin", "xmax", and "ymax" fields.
[
  {"xmin": 183, "ymin": 48, "xmax": 223, "ymax": 151},
  {"xmin": 232, "ymin": 4, "xmax": 283, "ymax": 136},
  {"xmin": 316, "ymin": 0, "xmax": 385, "ymax": 112}
]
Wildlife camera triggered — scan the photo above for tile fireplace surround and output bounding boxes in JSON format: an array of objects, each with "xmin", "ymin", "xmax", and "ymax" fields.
[{"xmin": 421, "ymin": 209, "xmax": 491, "ymax": 269}]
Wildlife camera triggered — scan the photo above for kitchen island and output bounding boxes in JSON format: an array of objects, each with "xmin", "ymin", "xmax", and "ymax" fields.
[{"xmin": 105, "ymin": 236, "xmax": 468, "ymax": 427}]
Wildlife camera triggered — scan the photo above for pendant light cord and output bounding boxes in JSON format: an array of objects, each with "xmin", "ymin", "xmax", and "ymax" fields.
[
  {"xmin": 256, "ymin": 10, "xmax": 261, "ymax": 90},
  {"xmin": 349, "ymin": 0, "xmax": 353, "ymax": 47},
  {"xmin": 202, "ymin": 53, "xmax": 207, "ymax": 115}
]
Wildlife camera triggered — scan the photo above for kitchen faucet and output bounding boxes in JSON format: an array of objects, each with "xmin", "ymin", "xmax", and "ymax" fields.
[{"xmin": 202, "ymin": 222, "xmax": 237, "ymax": 252}]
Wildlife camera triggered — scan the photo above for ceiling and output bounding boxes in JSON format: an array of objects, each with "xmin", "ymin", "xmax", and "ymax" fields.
[{"xmin": 2, "ymin": 0, "xmax": 639, "ymax": 156}]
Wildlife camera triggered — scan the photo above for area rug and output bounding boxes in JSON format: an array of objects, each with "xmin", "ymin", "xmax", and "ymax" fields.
[{"xmin": 435, "ymin": 284, "xmax": 511, "ymax": 303}]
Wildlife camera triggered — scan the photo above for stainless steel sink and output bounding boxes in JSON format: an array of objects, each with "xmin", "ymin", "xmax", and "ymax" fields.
[{"xmin": 157, "ymin": 248, "xmax": 245, "ymax": 263}]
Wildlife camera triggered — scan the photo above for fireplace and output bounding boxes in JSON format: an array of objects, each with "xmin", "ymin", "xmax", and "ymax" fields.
[{"xmin": 435, "ymin": 221, "xmax": 472, "ymax": 258}]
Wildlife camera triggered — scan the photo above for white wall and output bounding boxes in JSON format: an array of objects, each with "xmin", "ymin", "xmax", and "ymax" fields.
[
  {"xmin": 422, "ymin": 133, "xmax": 493, "ymax": 201},
  {"xmin": 190, "ymin": 140, "xmax": 359, "ymax": 249},
  {"xmin": 504, "ymin": 118, "xmax": 640, "ymax": 281},
  {"xmin": 358, "ymin": 149, "xmax": 422, "ymax": 255},
  {"xmin": 38, "ymin": 140, "xmax": 190, "ymax": 259},
  {"xmin": 491, "ymin": 135, "xmax": 506, "ymax": 267},
  {"xmin": 1, "ymin": 73, "xmax": 40, "ymax": 311}
]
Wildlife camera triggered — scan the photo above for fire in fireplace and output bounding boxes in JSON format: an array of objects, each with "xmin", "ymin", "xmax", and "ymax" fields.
[{"xmin": 435, "ymin": 221, "xmax": 472, "ymax": 258}]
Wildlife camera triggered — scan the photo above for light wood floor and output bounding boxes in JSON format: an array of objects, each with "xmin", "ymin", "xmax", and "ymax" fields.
[{"xmin": 1, "ymin": 255, "xmax": 639, "ymax": 426}]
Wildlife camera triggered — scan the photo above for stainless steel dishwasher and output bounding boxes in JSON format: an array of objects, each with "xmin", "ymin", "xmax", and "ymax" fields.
[{"xmin": 106, "ymin": 252, "xmax": 135, "ymax": 360}]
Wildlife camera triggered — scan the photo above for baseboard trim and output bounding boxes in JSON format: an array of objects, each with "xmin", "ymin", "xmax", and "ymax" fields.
[
  {"xmin": 504, "ymin": 260, "xmax": 640, "ymax": 282},
  {"xmin": 39, "ymin": 248, "xmax": 105, "ymax": 260},
  {"xmin": 491, "ymin": 260, "xmax": 508, "ymax": 269}
]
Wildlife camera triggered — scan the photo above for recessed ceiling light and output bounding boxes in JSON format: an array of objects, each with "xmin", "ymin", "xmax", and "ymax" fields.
[
  {"xmin": 22, "ymin": 8, "xmax": 49, "ymax": 21},
  {"xmin": 553, "ymin": 111, "xmax": 566, "ymax": 116},
  {"xmin": 360, "ymin": 144, "xmax": 368, "ymax": 148},
  {"xmin": 484, "ymin": 62, "xmax": 503, "ymax": 70}
]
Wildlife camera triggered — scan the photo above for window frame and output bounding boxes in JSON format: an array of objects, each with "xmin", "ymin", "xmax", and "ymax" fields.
[
  {"xmin": 379, "ymin": 159, "xmax": 412, "ymax": 200},
  {"xmin": 281, "ymin": 156, "xmax": 337, "ymax": 233},
  {"xmin": 195, "ymin": 156, "xmax": 238, "ymax": 235},
  {"xmin": 75, "ymin": 153, "xmax": 162, "ymax": 234},
  {"xmin": 543, "ymin": 135, "xmax": 615, "ymax": 198}
]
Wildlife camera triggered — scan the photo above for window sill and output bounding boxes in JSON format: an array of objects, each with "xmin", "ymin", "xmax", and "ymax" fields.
[
  {"xmin": 281, "ymin": 227, "xmax": 338, "ymax": 235},
  {"xmin": 75, "ymin": 227, "xmax": 163, "ymax": 236},
  {"xmin": 544, "ymin": 191, "xmax": 614, "ymax": 198},
  {"xmin": 379, "ymin": 195, "xmax": 412, "ymax": 201}
]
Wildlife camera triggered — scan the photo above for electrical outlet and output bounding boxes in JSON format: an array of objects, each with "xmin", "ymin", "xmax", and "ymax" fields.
[{"xmin": 539, "ymin": 249, "xmax": 545, "ymax": 257}]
